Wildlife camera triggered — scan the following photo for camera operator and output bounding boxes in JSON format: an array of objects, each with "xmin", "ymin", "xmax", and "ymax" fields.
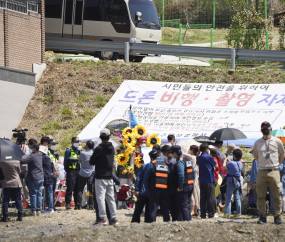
[{"xmin": 12, "ymin": 129, "xmax": 29, "ymax": 154}]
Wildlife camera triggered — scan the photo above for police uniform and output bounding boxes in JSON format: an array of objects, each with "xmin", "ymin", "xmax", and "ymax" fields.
[
  {"xmin": 64, "ymin": 147, "xmax": 80, "ymax": 206},
  {"xmin": 166, "ymin": 156, "xmax": 182, "ymax": 221},
  {"xmin": 175, "ymin": 155, "xmax": 195, "ymax": 221},
  {"xmin": 144, "ymin": 157, "xmax": 170, "ymax": 222}
]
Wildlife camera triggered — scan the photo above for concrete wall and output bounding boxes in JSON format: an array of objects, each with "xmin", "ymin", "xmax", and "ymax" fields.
[
  {"xmin": 0, "ymin": 67, "xmax": 35, "ymax": 138},
  {"xmin": 0, "ymin": 9, "xmax": 4, "ymax": 66}
]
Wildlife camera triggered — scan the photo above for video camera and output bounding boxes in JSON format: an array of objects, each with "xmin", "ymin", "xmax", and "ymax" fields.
[{"xmin": 12, "ymin": 128, "xmax": 28, "ymax": 144}]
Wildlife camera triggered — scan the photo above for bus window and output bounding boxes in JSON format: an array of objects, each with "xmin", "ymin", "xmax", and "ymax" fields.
[
  {"xmin": 74, "ymin": 0, "xmax": 83, "ymax": 25},
  {"xmin": 65, "ymin": 0, "xmax": 74, "ymax": 24},
  {"xmin": 83, "ymin": 0, "xmax": 102, "ymax": 21},
  {"xmin": 46, "ymin": 0, "xmax": 63, "ymax": 19},
  {"xmin": 104, "ymin": 0, "xmax": 129, "ymax": 22}
]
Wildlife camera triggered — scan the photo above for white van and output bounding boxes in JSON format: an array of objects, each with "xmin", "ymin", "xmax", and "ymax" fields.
[{"xmin": 45, "ymin": 0, "xmax": 162, "ymax": 62}]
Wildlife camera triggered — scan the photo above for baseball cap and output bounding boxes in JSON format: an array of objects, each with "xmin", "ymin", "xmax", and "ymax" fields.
[
  {"xmin": 261, "ymin": 121, "xmax": 271, "ymax": 128},
  {"xmin": 170, "ymin": 145, "xmax": 181, "ymax": 153},
  {"xmin": 100, "ymin": 128, "xmax": 111, "ymax": 136},
  {"xmin": 71, "ymin": 137, "xmax": 79, "ymax": 142},
  {"xmin": 48, "ymin": 139, "xmax": 58, "ymax": 145}
]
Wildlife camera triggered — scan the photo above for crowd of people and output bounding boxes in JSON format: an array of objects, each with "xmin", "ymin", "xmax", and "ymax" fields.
[{"xmin": 0, "ymin": 121, "xmax": 284, "ymax": 226}]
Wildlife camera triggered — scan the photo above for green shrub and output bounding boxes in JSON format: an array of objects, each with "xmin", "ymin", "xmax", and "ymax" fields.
[
  {"xmin": 59, "ymin": 106, "xmax": 73, "ymax": 119},
  {"xmin": 76, "ymin": 93, "xmax": 90, "ymax": 106},
  {"xmin": 95, "ymin": 94, "xmax": 106, "ymax": 107},
  {"xmin": 225, "ymin": 9, "xmax": 272, "ymax": 50},
  {"xmin": 44, "ymin": 96, "xmax": 51, "ymax": 104}
]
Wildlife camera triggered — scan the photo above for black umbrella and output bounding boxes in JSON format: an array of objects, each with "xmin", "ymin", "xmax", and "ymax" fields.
[
  {"xmin": 0, "ymin": 138, "xmax": 25, "ymax": 162},
  {"xmin": 193, "ymin": 136, "xmax": 215, "ymax": 143},
  {"xmin": 209, "ymin": 128, "xmax": 247, "ymax": 141}
]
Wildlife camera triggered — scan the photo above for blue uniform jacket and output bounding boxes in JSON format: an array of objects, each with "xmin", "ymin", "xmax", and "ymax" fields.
[
  {"xmin": 176, "ymin": 155, "xmax": 196, "ymax": 190},
  {"xmin": 249, "ymin": 159, "xmax": 258, "ymax": 186},
  {"xmin": 135, "ymin": 164, "xmax": 149, "ymax": 197},
  {"xmin": 64, "ymin": 146, "xmax": 79, "ymax": 171},
  {"xmin": 144, "ymin": 157, "xmax": 170, "ymax": 189},
  {"xmin": 279, "ymin": 160, "xmax": 285, "ymax": 195}
]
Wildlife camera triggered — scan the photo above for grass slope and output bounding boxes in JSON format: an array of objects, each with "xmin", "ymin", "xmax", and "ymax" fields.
[{"xmin": 18, "ymin": 59, "xmax": 285, "ymax": 156}]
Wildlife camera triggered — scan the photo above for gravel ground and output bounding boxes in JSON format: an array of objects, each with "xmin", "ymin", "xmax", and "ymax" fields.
[{"xmin": 1, "ymin": 208, "xmax": 285, "ymax": 241}]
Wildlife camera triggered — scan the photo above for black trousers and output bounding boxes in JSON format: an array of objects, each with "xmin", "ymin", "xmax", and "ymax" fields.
[
  {"xmin": 169, "ymin": 193, "xmax": 182, "ymax": 221},
  {"xmin": 76, "ymin": 175, "xmax": 93, "ymax": 207},
  {"xmin": 200, "ymin": 182, "xmax": 216, "ymax": 218},
  {"xmin": 131, "ymin": 195, "xmax": 149, "ymax": 223},
  {"xmin": 149, "ymin": 189, "xmax": 170, "ymax": 222},
  {"xmin": 2, "ymin": 188, "xmax": 23, "ymax": 218},
  {"xmin": 176, "ymin": 184, "xmax": 194, "ymax": 221},
  {"xmin": 65, "ymin": 169, "xmax": 79, "ymax": 205}
]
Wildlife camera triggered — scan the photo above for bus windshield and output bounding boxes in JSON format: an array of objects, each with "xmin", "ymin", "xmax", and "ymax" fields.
[{"xmin": 129, "ymin": 0, "xmax": 160, "ymax": 29}]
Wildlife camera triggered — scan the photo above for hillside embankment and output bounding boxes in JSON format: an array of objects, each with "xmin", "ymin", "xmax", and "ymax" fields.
[{"xmin": 18, "ymin": 59, "xmax": 285, "ymax": 155}]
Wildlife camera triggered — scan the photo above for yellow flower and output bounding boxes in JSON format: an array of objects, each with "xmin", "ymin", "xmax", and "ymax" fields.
[
  {"xmin": 135, "ymin": 155, "xmax": 144, "ymax": 168},
  {"xmin": 122, "ymin": 169, "xmax": 128, "ymax": 174},
  {"xmin": 122, "ymin": 127, "xmax": 134, "ymax": 136},
  {"xmin": 125, "ymin": 146, "xmax": 135, "ymax": 155},
  {"xmin": 128, "ymin": 166, "xmax": 134, "ymax": 173},
  {"xmin": 123, "ymin": 133, "xmax": 136, "ymax": 147},
  {"xmin": 117, "ymin": 153, "xmax": 129, "ymax": 166},
  {"xmin": 135, "ymin": 125, "xmax": 147, "ymax": 138},
  {"xmin": 147, "ymin": 134, "xmax": 161, "ymax": 148}
]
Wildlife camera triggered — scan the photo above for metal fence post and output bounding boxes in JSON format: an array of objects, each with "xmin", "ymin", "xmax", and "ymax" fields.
[
  {"xmin": 265, "ymin": 31, "xmax": 269, "ymax": 69},
  {"xmin": 210, "ymin": 28, "xmax": 213, "ymax": 66},
  {"xmin": 231, "ymin": 48, "xmax": 236, "ymax": 69},
  {"xmin": 162, "ymin": 0, "xmax": 164, "ymax": 27},
  {"xmin": 124, "ymin": 42, "xmax": 129, "ymax": 63},
  {"xmin": 264, "ymin": 0, "xmax": 267, "ymax": 20},
  {"xmin": 213, "ymin": 0, "xmax": 216, "ymax": 29},
  {"xmin": 179, "ymin": 23, "xmax": 182, "ymax": 61}
]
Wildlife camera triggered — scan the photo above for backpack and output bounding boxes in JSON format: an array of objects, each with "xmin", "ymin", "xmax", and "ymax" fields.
[{"xmin": 51, "ymin": 162, "xmax": 60, "ymax": 178}]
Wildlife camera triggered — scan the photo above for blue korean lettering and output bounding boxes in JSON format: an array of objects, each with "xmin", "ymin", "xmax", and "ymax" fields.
[{"xmin": 119, "ymin": 91, "xmax": 139, "ymax": 102}]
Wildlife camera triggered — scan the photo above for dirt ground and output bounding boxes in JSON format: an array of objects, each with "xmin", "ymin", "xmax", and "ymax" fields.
[{"xmin": 1, "ymin": 207, "xmax": 285, "ymax": 242}]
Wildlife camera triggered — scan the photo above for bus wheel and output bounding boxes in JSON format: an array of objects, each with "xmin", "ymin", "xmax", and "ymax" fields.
[
  {"xmin": 98, "ymin": 51, "xmax": 118, "ymax": 61},
  {"xmin": 130, "ymin": 57, "xmax": 144, "ymax": 63}
]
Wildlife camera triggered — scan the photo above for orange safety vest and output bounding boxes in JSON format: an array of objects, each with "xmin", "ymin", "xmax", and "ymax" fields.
[
  {"xmin": 179, "ymin": 156, "xmax": 195, "ymax": 185},
  {"xmin": 150, "ymin": 159, "xmax": 169, "ymax": 189}
]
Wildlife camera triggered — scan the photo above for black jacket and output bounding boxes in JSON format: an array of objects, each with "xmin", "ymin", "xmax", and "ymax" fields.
[
  {"xmin": 89, "ymin": 142, "xmax": 114, "ymax": 179},
  {"xmin": 42, "ymin": 155, "xmax": 54, "ymax": 185}
]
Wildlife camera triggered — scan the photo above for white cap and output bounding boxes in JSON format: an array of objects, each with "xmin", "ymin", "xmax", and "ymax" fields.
[
  {"xmin": 39, "ymin": 145, "xmax": 48, "ymax": 155},
  {"xmin": 100, "ymin": 128, "xmax": 111, "ymax": 136}
]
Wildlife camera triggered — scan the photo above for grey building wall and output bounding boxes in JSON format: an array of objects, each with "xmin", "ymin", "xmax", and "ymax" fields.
[{"xmin": 0, "ymin": 66, "xmax": 35, "ymax": 138}]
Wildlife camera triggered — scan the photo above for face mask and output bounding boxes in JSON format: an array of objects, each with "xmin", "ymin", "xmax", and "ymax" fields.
[
  {"xmin": 73, "ymin": 143, "xmax": 79, "ymax": 148},
  {"xmin": 141, "ymin": 144, "xmax": 146, "ymax": 147},
  {"xmin": 261, "ymin": 128, "xmax": 270, "ymax": 135},
  {"xmin": 50, "ymin": 145, "xmax": 56, "ymax": 150},
  {"xmin": 163, "ymin": 155, "xmax": 168, "ymax": 160}
]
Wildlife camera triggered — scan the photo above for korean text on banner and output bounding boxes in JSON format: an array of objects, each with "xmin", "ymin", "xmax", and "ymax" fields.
[{"xmin": 78, "ymin": 81, "xmax": 285, "ymax": 141}]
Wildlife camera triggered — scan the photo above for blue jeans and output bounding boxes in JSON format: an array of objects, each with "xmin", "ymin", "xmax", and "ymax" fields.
[
  {"xmin": 225, "ymin": 181, "xmax": 241, "ymax": 215},
  {"xmin": 45, "ymin": 184, "xmax": 54, "ymax": 211},
  {"xmin": 29, "ymin": 180, "xmax": 44, "ymax": 212}
]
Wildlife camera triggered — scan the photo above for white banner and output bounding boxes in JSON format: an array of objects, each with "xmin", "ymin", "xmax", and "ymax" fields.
[{"xmin": 78, "ymin": 80, "xmax": 285, "ymax": 141}]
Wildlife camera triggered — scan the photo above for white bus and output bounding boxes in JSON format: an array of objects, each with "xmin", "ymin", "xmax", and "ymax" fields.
[{"xmin": 45, "ymin": 0, "xmax": 162, "ymax": 62}]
